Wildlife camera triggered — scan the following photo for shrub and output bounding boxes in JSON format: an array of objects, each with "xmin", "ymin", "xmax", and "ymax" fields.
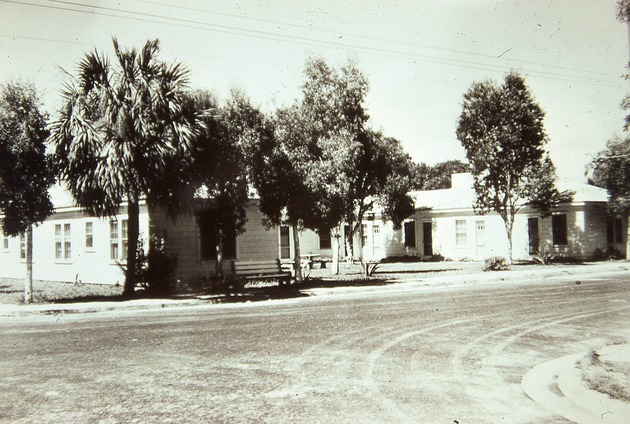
[
  {"xmin": 593, "ymin": 246, "xmax": 624, "ymax": 261},
  {"xmin": 361, "ymin": 260, "xmax": 380, "ymax": 277},
  {"xmin": 483, "ymin": 256, "xmax": 510, "ymax": 272},
  {"xmin": 135, "ymin": 236, "xmax": 178, "ymax": 296},
  {"xmin": 532, "ymin": 249, "xmax": 555, "ymax": 265}
]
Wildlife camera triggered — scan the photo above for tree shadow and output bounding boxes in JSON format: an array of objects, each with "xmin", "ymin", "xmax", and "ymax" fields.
[
  {"xmin": 374, "ymin": 268, "xmax": 462, "ymax": 275},
  {"xmin": 299, "ymin": 277, "xmax": 394, "ymax": 289},
  {"xmin": 0, "ymin": 285, "xmax": 21, "ymax": 294},
  {"xmin": 50, "ymin": 294, "xmax": 128, "ymax": 304}
]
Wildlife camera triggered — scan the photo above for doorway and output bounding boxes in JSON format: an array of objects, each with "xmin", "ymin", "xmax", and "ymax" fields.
[
  {"xmin": 422, "ymin": 222, "xmax": 433, "ymax": 256},
  {"xmin": 528, "ymin": 218, "xmax": 540, "ymax": 255}
]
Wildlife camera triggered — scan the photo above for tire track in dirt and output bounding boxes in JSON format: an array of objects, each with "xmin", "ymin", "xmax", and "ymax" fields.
[{"xmin": 358, "ymin": 286, "xmax": 629, "ymax": 421}]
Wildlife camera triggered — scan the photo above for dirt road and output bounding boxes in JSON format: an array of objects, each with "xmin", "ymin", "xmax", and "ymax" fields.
[{"xmin": 0, "ymin": 268, "xmax": 628, "ymax": 422}]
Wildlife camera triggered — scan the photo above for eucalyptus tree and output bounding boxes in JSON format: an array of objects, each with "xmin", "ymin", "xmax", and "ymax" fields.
[
  {"xmin": 50, "ymin": 38, "xmax": 198, "ymax": 296},
  {"xmin": 456, "ymin": 72, "xmax": 568, "ymax": 263},
  {"xmin": 0, "ymin": 81, "xmax": 54, "ymax": 303},
  {"xmin": 249, "ymin": 57, "xmax": 414, "ymax": 277}
]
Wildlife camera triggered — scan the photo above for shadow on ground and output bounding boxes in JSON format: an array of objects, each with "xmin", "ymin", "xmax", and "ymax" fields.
[{"xmin": 373, "ymin": 268, "xmax": 461, "ymax": 275}]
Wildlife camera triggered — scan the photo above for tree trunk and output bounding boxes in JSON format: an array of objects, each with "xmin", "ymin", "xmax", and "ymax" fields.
[
  {"xmin": 123, "ymin": 196, "xmax": 140, "ymax": 297},
  {"xmin": 626, "ymin": 216, "xmax": 630, "ymax": 261},
  {"xmin": 357, "ymin": 220, "xmax": 365, "ymax": 264},
  {"xmin": 215, "ymin": 229, "xmax": 224, "ymax": 279},
  {"xmin": 346, "ymin": 217, "xmax": 354, "ymax": 265},
  {"xmin": 24, "ymin": 225, "xmax": 33, "ymax": 304},
  {"xmin": 503, "ymin": 214, "xmax": 514, "ymax": 265},
  {"xmin": 331, "ymin": 227, "xmax": 340, "ymax": 275},
  {"xmin": 292, "ymin": 223, "xmax": 303, "ymax": 283}
]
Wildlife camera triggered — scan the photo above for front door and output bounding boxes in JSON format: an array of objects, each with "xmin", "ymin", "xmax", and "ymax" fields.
[
  {"xmin": 280, "ymin": 226, "xmax": 291, "ymax": 259},
  {"xmin": 475, "ymin": 220, "xmax": 486, "ymax": 258},
  {"xmin": 422, "ymin": 222, "xmax": 433, "ymax": 256},
  {"xmin": 371, "ymin": 224, "xmax": 381, "ymax": 259},
  {"xmin": 528, "ymin": 218, "xmax": 540, "ymax": 255}
]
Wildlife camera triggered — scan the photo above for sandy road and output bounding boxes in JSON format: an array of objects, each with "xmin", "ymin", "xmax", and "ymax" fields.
[{"xmin": 0, "ymin": 270, "xmax": 628, "ymax": 422}]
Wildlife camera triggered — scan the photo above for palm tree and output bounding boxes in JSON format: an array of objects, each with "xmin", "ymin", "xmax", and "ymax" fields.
[{"xmin": 50, "ymin": 38, "xmax": 198, "ymax": 296}]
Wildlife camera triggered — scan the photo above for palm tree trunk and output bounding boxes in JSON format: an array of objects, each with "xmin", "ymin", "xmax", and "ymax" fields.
[
  {"xmin": 123, "ymin": 197, "xmax": 140, "ymax": 297},
  {"xmin": 24, "ymin": 225, "xmax": 33, "ymax": 304}
]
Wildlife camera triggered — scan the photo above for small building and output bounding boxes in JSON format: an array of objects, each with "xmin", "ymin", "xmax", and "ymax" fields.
[{"xmin": 382, "ymin": 173, "xmax": 625, "ymax": 262}]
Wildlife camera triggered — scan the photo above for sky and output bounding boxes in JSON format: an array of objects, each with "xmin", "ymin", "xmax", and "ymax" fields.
[{"xmin": 1, "ymin": 0, "xmax": 628, "ymax": 182}]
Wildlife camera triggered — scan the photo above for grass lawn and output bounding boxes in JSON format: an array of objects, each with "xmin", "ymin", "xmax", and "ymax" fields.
[
  {"xmin": 0, "ymin": 261, "xmax": 482, "ymax": 305},
  {"xmin": 0, "ymin": 259, "xmax": 599, "ymax": 305},
  {"xmin": 578, "ymin": 345, "xmax": 630, "ymax": 402},
  {"xmin": 0, "ymin": 278, "xmax": 123, "ymax": 305}
]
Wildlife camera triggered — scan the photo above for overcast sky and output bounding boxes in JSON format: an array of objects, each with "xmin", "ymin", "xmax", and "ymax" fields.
[{"xmin": 1, "ymin": 0, "xmax": 627, "ymax": 181}]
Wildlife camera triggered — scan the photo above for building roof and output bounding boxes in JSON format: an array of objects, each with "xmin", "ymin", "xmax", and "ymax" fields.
[
  {"xmin": 410, "ymin": 173, "xmax": 609, "ymax": 212},
  {"xmin": 44, "ymin": 173, "xmax": 612, "ymax": 215}
]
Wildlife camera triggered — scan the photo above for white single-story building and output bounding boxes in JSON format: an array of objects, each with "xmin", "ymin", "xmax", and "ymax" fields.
[
  {"xmin": 300, "ymin": 173, "xmax": 627, "ymax": 263},
  {"xmin": 1, "ymin": 174, "xmax": 625, "ymax": 285}
]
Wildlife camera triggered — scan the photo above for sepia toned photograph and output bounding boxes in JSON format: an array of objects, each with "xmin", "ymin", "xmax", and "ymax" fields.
[{"xmin": 1, "ymin": 1, "xmax": 629, "ymax": 422}]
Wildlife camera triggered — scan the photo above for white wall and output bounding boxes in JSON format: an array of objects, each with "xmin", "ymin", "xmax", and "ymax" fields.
[{"xmin": 1, "ymin": 207, "xmax": 150, "ymax": 284}]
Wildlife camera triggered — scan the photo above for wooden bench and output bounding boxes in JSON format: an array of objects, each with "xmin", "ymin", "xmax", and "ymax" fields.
[{"xmin": 229, "ymin": 259, "xmax": 292, "ymax": 291}]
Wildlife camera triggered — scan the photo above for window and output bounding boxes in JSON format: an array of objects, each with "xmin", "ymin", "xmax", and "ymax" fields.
[
  {"xmin": 54, "ymin": 223, "xmax": 71, "ymax": 260},
  {"xmin": 607, "ymin": 217, "xmax": 624, "ymax": 244},
  {"xmin": 280, "ymin": 226, "xmax": 291, "ymax": 259},
  {"xmin": 85, "ymin": 222, "xmax": 93, "ymax": 249},
  {"xmin": 319, "ymin": 229, "xmax": 332, "ymax": 250},
  {"xmin": 404, "ymin": 221, "xmax": 416, "ymax": 248},
  {"xmin": 110, "ymin": 221, "xmax": 119, "ymax": 260},
  {"xmin": 551, "ymin": 214, "xmax": 568, "ymax": 246},
  {"xmin": 361, "ymin": 224, "xmax": 368, "ymax": 247},
  {"xmin": 20, "ymin": 233, "xmax": 25, "ymax": 260},
  {"xmin": 109, "ymin": 219, "xmax": 129, "ymax": 260},
  {"xmin": 121, "ymin": 220, "xmax": 128, "ymax": 259},
  {"xmin": 456, "ymin": 220, "xmax": 467, "ymax": 246}
]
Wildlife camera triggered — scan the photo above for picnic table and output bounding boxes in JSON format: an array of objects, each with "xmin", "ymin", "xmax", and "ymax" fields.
[{"xmin": 300, "ymin": 253, "xmax": 320, "ymax": 270}]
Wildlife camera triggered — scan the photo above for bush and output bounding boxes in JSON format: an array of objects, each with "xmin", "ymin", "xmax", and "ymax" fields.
[
  {"xmin": 593, "ymin": 246, "xmax": 624, "ymax": 261},
  {"xmin": 381, "ymin": 254, "xmax": 446, "ymax": 263},
  {"xmin": 483, "ymin": 256, "xmax": 510, "ymax": 272},
  {"xmin": 532, "ymin": 249, "xmax": 555, "ymax": 265},
  {"xmin": 135, "ymin": 236, "xmax": 178, "ymax": 296}
]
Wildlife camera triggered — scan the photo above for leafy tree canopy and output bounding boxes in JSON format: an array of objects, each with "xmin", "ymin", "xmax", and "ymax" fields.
[
  {"xmin": 187, "ymin": 90, "xmax": 249, "ymax": 237},
  {"xmin": 411, "ymin": 159, "xmax": 470, "ymax": 190},
  {"xmin": 590, "ymin": 136, "xmax": 630, "ymax": 216},
  {"xmin": 617, "ymin": 0, "xmax": 630, "ymax": 21},
  {"xmin": 0, "ymin": 81, "xmax": 54, "ymax": 236},
  {"xmin": 456, "ymin": 72, "xmax": 568, "ymax": 261}
]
